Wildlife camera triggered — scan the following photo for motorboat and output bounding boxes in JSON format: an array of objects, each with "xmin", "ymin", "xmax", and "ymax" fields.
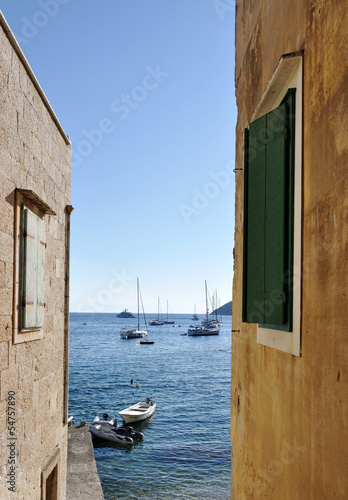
[
  {"xmin": 117, "ymin": 309, "xmax": 136, "ymax": 318},
  {"xmin": 140, "ymin": 339, "xmax": 155, "ymax": 344},
  {"xmin": 91, "ymin": 413, "xmax": 144, "ymax": 444},
  {"xmin": 119, "ymin": 401, "xmax": 157, "ymax": 424},
  {"xmin": 93, "ymin": 413, "xmax": 117, "ymax": 427},
  {"xmin": 90, "ymin": 424, "xmax": 134, "ymax": 445}
]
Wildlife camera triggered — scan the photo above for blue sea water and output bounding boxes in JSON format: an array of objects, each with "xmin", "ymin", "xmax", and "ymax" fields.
[{"xmin": 68, "ymin": 313, "xmax": 231, "ymax": 500}]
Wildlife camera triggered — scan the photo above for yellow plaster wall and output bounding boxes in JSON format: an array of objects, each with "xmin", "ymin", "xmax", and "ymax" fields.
[{"xmin": 232, "ymin": 1, "xmax": 348, "ymax": 498}]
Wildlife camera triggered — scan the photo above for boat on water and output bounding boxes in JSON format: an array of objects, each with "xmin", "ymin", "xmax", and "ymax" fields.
[
  {"xmin": 120, "ymin": 279, "xmax": 148, "ymax": 339},
  {"xmin": 149, "ymin": 297, "xmax": 164, "ymax": 325},
  {"xmin": 187, "ymin": 281, "xmax": 220, "ymax": 336},
  {"xmin": 90, "ymin": 424, "xmax": 134, "ymax": 445},
  {"xmin": 191, "ymin": 303, "xmax": 199, "ymax": 321},
  {"xmin": 163, "ymin": 299, "xmax": 175, "ymax": 324},
  {"xmin": 119, "ymin": 401, "xmax": 156, "ymax": 423},
  {"xmin": 93, "ymin": 414, "xmax": 117, "ymax": 427},
  {"xmin": 140, "ymin": 340, "xmax": 155, "ymax": 344},
  {"xmin": 91, "ymin": 413, "xmax": 144, "ymax": 445},
  {"xmin": 117, "ymin": 309, "xmax": 136, "ymax": 318},
  {"xmin": 187, "ymin": 325, "xmax": 219, "ymax": 336}
]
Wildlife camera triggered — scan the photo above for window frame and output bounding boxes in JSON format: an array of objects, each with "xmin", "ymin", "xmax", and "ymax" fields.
[
  {"xmin": 13, "ymin": 190, "xmax": 54, "ymax": 344},
  {"xmin": 244, "ymin": 53, "xmax": 303, "ymax": 356}
]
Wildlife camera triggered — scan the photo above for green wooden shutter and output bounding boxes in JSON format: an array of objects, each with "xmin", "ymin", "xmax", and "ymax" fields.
[
  {"xmin": 20, "ymin": 206, "xmax": 45, "ymax": 330},
  {"xmin": 244, "ymin": 115, "xmax": 267, "ymax": 323},
  {"xmin": 263, "ymin": 102, "xmax": 289, "ymax": 324},
  {"xmin": 243, "ymin": 94, "xmax": 294, "ymax": 328}
]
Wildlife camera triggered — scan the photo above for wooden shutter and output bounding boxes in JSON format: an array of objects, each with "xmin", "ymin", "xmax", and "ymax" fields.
[
  {"xmin": 243, "ymin": 98, "xmax": 293, "ymax": 327},
  {"xmin": 20, "ymin": 206, "xmax": 45, "ymax": 330},
  {"xmin": 264, "ymin": 102, "xmax": 288, "ymax": 324},
  {"xmin": 243, "ymin": 116, "xmax": 267, "ymax": 323}
]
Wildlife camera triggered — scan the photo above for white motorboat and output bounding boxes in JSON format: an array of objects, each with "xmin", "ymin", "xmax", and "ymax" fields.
[
  {"xmin": 119, "ymin": 401, "xmax": 156, "ymax": 423},
  {"xmin": 93, "ymin": 413, "xmax": 117, "ymax": 427},
  {"xmin": 117, "ymin": 309, "xmax": 136, "ymax": 318},
  {"xmin": 90, "ymin": 424, "xmax": 134, "ymax": 445},
  {"xmin": 120, "ymin": 279, "xmax": 148, "ymax": 339}
]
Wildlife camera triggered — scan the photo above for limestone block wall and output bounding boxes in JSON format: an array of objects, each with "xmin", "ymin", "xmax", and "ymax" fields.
[
  {"xmin": 0, "ymin": 13, "xmax": 71, "ymax": 500},
  {"xmin": 232, "ymin": 1, "xmax": 348, "ymax": 498}
]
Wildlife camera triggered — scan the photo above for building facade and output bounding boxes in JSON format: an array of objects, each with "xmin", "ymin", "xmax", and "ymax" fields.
[
  {"xmin": 232, "ymin": 1, "xmax": 348, "ymax": 498},
  {"xmin": 0, "ymin": 12, "xmax": 71, "ymax": 500}
]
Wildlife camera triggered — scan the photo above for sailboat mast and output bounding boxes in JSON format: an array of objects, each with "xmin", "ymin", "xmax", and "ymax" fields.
[
  {"xmin": 205, "ymin": 280, "xmax": 209, "ymax": 318},
  {"xmin": 137, "ymin": 278, "xmax": 140, "ymax": 330}
]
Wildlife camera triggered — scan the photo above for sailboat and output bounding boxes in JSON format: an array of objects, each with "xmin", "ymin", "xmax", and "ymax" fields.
[
  {"xmin": 120, "ymin": 279, "xmax": 148, "ymax": 339},
  {"xmin": 191, "ymin": 303, "xmax": 199, "ymax": 321},
  {"xmin": 188, "ymin": 281, "xmax": 219, "ymax": 336},
  {"xmin": 163, "ymin": 300, "xmax": 175, "ymax": 324},
  {"xmin": 149, "ymin": 297, "xmax": 164, "ymax": 326}
]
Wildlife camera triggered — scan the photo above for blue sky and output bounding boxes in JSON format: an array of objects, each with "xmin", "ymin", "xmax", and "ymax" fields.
[{"xmin": 1, "ymin": 0, "xmax": 236, "ymax": 314}]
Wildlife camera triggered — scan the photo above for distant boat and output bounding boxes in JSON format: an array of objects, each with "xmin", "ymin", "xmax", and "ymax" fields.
[
  {"xmin": 120, "ymin": 279, "xmax": 148, "ymax": 339},
  {"xmin": 149, "ymin": 297, "xmax": 164, "ymax": 326},
  {"xmin": 191, "ymin": 303, "xmax": 199, "ymax": 321},
  {"xmin": 117, "ymin": 309, "xmax": 136, "ymax": 318},
  {"xmin": 163, "ymin": 299, "xmax": 175, "ymax": 324},
  {"xmin": 187, "ymin": 281, "xmax": 219, "ymax": 336}
]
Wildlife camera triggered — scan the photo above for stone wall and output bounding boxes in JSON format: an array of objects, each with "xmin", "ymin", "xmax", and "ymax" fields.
[
  {"xmin": 0, "ymin": 13, "xmax": 71, "ymax": 500},
  {"xmin": 232, "ymin": 1, "xmax": 348, "ymax": 498}
]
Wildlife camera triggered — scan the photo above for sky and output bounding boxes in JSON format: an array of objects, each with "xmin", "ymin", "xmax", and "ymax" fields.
[{"xmin": 1, "ymin": 0, "xmax": 236, "ymax": 314}]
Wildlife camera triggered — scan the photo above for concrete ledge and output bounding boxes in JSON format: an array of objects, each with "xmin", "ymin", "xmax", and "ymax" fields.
[{"xmin": 66, "ymin": 424, "xmax": 104, "ymax": 500}]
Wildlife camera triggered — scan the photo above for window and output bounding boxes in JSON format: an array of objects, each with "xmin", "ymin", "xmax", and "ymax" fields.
[
  {"xmin": 19, "ymin": 205, "xmax": 46, "ymax": 331},
  {"xmin": 13, "ymin": 189, "xmax": 55, "ymax": 344},
  {"xmin": 243, "ymin": 89, "xmax": 295, "ymax": 331},
  {"xmin": 242, "ymin": 53, "xmax": 302, "ymax": 356},
  {"xmin": 41, "ymin": 448, "xmax": 60, "ymax": 500}
]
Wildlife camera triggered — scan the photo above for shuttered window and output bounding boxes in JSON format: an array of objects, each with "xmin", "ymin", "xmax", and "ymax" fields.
[
  {"xmin": 19, "ymin": 205, "xmax": 46, "ymax": 330},
  {"xmin": 243, "ymin": 89, "xmax": 295, "ymax": 331}
]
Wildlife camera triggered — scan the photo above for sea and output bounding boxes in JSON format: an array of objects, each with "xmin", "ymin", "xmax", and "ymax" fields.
[{"xmin": 68, "ymin": 313, "xmax": 232, "ymax": 500}]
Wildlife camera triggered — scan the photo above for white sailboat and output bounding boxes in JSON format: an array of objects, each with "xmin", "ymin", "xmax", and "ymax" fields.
[
  {"xmin": 149, "ymin": 297, "xmax": 164, "ymax": 325},
  {"xmin": 191, "ymin": 303, "xmax": 199, "ymax": 321},
  {"xmin": 188, "ymin": 281, "xmax": 219, "ymax": 336},
  {"xmin": 120, "ymin": 279, "xmax": 148, "ymax": 339},
  {"xmin": 163, "ymin": 299, "xmax": 175, "ymax": 324}
]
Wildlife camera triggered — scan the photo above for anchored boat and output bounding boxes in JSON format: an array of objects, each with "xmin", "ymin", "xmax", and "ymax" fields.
[
  {"xmin": 119, "ymin": 401, "xmax": 156, "ymax": 423},
  {"xmin": 120, "ymin": 279, "xmax": 148, "ymax": 339}
]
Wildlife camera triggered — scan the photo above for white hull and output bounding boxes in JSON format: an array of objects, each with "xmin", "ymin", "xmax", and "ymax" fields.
[
  {"xmin": 120, "ymin": 329, "xmax": 148, "ymax": 339},
  {"xmin": 187, "ymin": 327, "xmax": 219, "ymax": 336},
  {"xmin": 119, "ymin": 402, "xmax": 156, "ymax": 423}
]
